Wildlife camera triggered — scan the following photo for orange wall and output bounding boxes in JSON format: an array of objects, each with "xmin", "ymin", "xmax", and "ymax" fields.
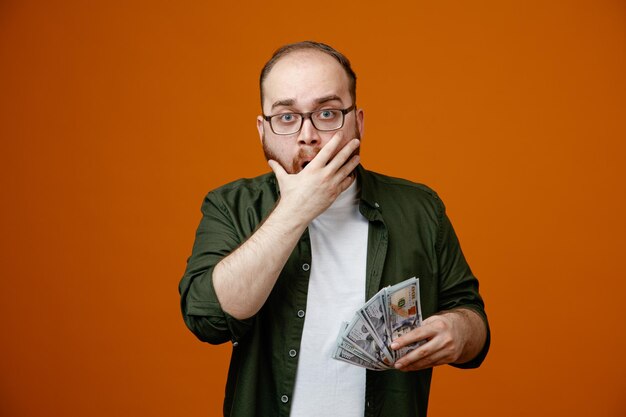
[{"xmin": 1, "ymin": 1, "xmax": 625, "ymax": 416}]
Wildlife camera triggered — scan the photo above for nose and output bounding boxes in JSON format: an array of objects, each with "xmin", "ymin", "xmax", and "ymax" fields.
[{"xmin": 297, "ymin": 117, "xmax": 320, "ymax": 146}]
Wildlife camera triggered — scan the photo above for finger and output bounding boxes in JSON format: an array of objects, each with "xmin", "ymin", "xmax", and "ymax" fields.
[
  {"xmin": 395, "ymin": 325, "xmax": 460, "ymax": 370},
  {"xmin": 334, "ymin": 153, "xmax": 361, "ymax": 182},
  {"xmin": 394, "ymin": 336, "xmax": 446, "ymax": 370},
  {"xmin": 397, "ymin": 348, "xmax": 450, "ymax": 371},
  {"xmin": 307, "ymin": 131, "xmax": 345, "ymax": 169},
  {"xmin": 267, "ymin": 160, "xmax": 287, "ymax": 179},
  {"xmin": 394, "ymin": 343, "xmax": 431, "ymax": 370},
  {"xmin": 336, "ymin": 164, "xmax": 358, "ymax": 192},
  {"xmin": 390, "ymin": 325, "xmax": 436, "ymax": 351},
  {"xmin": 397, "ymin": 336, "xmax": 457, "ymax": 371},
  {"xmin": 326, "ymin": 138, "xmax": 361, "ymax": 172}
]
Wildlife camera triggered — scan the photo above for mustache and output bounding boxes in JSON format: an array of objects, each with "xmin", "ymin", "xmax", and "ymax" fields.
[{"xmin": 291, "ymin": 147, "xmax": 320, "ymax": 172}]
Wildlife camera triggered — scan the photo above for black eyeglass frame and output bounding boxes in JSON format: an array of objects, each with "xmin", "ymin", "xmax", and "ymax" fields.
[{"xmin": 262, "ymin": 104, "xmax": 356, "ymax": 135}]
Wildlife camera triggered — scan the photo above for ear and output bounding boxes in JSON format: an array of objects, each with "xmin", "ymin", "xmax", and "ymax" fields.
[
  {"xmin": 256, "ymin": 115, "xmax": 265, "ymax": 143},
  {"xmin": 356, "ymin": 108, "xmax": 364, "ymax": 138}
]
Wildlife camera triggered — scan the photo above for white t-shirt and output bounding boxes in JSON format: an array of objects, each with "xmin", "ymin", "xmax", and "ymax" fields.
[{"xmin": 290, "ymin": 180, "xmax": 369, "ymax": 417}]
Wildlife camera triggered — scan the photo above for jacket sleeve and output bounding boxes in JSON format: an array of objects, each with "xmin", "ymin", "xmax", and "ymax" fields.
[
  {"xmin": 435, "ymin": 198, "xmax": 491, "ymax": 369},
  {"xmin": 178, "ymin": 191, "xmax": 255, "ymax": 345}
]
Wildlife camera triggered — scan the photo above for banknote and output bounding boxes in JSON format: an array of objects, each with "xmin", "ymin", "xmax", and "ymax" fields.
[
  {"xmin": 336, "ymin": 322, "xmax": 379, "ymax": 363},
  {"xmin": 385, "ymin": 277, "xmax": 423, "ymax": 358},
  {"xmin": 332, "ymin": 347, "xmax": 388, "ymax": 371},
  {"xmin": 343, "ymin": 314, "xmax": 394, "ymax": 366},
  {"xmin": 358, "ymin": 288, "xmax": 393, "ymax": 360},
  {"xmin": 338, "ymin": 335, "xmax": 381, "ymax": 364},
  {"xmin": 333, "ymin": 323, "xmax": 390, "ymax": 370},
  {"xmin": 332, "ymin": 277, "xmax": 423, "ymax": 370}
]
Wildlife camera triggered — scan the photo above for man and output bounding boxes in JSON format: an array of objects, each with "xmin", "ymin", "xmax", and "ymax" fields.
[{"xmin": 179, "ymin": 41, "xmax": 490, "ymax": 417}]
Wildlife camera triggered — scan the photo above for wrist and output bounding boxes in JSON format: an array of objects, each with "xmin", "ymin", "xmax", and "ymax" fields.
[{"xmin": 272, "ymin": 197, "xmax": 315, "ymax": 230}]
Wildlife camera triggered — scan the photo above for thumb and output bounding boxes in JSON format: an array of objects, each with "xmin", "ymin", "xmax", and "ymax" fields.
[{"xmin": 267, "ymin": 160, "xmax": 287, "ymax": 179}]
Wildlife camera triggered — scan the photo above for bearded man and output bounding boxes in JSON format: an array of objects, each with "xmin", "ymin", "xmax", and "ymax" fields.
[{"xmin": 179, "ymin": 41, "xmax": 490, "ymax": 417}]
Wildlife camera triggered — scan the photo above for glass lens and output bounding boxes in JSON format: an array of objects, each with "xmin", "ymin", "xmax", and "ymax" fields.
[
  {"xmin": 269, "ymin": 109, "xmax": 345, "ymax": 134},
  {"xmin": 311, "ymin": 109, "xmax": 343, "ymax": 131},
  {"xmin": 271, "ymin": 113, "xmax": 302, "ymax": 134}
]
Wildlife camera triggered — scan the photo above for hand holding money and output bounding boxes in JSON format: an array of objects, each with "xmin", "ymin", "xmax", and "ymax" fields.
[
  {"xmin": 332, "ymin": 277, "xmax": 424, "ymax": 370},
  {"xmin": 391, "ymin": 308, "xmax": 485, "ymax": 371}
]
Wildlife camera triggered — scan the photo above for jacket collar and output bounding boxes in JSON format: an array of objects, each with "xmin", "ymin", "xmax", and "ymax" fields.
[{"xmin": 356, "ymin": 165, "xmax": 384, "ymax": 222}]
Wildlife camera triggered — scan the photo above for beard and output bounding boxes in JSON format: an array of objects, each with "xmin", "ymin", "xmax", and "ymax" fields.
[
  {"xmin": 262, "ymin": 119, "xmax": 361, "ymax": 174},
  {"xmin": 262, "ymin": 138, "xmax": 320, "ymax": 174}
]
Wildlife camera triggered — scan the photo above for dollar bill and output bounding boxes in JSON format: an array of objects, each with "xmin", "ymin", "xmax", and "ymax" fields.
[
  {"xmin": 385, "ymin": 277, "xmax": 423, "ymax": 358},
  {"xmin": 333, "ymin": 323, "xmax": 390, "ymax": 370},
  {"xmin": 358, "ymin": 288, "xmax": 394, "ymax": 361},
  {"xmin": 336, "ymin": 322, "xmax": 378, "ymax": 363},
  {"xmin": 333, "ymin": 347, "xmax": 388, "ymax": 371},
  {"xmin": 331, "ymin": 277, "xmax": 424, "ymax": 370},
  {"xmin": 343, "ymin": 314, "xmax": 394, "ymax": 366},
  {"xmin": 338, "ymin": 337, "xmax": 379, "ymax": 364}
]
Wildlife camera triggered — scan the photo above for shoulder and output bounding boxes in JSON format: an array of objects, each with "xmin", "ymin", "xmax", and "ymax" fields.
[
  {"xmin": 362, "ymin": 169, "xmax": 439, "ymax": 196},
  {"xmin": 202, "ymin": 172, "xmax": 278, "ymax": 213},
  {"xmin": 359, "ymin": 167, "xmax": 444, "ymax": 213},
  {"xmin": 209, "ymin": 172, "xmax": 276, "ymax": 196}
]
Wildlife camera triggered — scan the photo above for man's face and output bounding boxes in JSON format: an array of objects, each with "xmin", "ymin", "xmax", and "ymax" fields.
[{"xmin": 257, "ymin": 50, "xmax": 364, "ymax": 174}]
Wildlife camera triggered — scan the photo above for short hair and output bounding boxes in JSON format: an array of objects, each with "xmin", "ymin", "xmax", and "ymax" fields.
[{"xmin": 259, "ymin": 41, "xmax": 357, "ymax": 107}]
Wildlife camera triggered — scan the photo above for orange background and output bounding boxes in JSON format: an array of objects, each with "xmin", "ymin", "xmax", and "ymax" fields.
[{"xmin": 1, "ymin": 1, "xmax": 625, "ymax": 416}]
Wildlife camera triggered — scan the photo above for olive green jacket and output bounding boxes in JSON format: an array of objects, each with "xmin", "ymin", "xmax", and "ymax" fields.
[{"xmin": 179, "ymin": 166, "xmax": 490, "ymax": 417}]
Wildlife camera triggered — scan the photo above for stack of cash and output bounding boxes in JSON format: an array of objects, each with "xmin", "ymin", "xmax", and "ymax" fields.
[{"xmin": 332, "ymin": 277, "xmax": 423, "ymax": 370}]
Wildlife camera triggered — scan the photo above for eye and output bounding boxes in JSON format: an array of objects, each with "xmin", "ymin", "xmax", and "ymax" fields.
[
  {"xmin": 279, "ymin": 113, "xmax": 295, "ymax": 122},
  {"xmin": 317, "ymin": 109, "xmax": 338, "ymax": 120}
]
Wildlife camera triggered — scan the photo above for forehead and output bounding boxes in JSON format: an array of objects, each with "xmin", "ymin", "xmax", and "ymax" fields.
[{"xmin": 262, "ymin": 50, "xmax": 351, "ymax": 110}]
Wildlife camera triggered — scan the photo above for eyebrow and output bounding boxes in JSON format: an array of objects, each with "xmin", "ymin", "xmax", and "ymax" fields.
[
  {"xmin": 270, "ymin": 95, "xmax": 344, "ymax": 111},
  {"xmin": 316, "ymin": 95, "xmax": 344, "ymax": 105},
  {"xmin": 271, "ymin": 99, "xmax": 295, "ymax": 110}
]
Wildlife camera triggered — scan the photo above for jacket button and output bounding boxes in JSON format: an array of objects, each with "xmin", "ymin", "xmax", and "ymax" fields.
[
  {"xmin": 297, "ymin": 309, "xmax": 305, "ymax": 318},
  {"xmin": 289, "ymin": 349, "xmax": 297, "ymax": 357},
  {"xmin": 281, "ymin": 395, "xmax": 289, "ymax": 403},
  {"xmin": 302, "ymin": 263, "xmax": 310, "ymax": 271}
]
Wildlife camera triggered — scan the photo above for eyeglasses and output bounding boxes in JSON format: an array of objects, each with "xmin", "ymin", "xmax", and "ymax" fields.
[{"xmin": 263, "ymin": 104, "xmax": 356, "ymax": 135}]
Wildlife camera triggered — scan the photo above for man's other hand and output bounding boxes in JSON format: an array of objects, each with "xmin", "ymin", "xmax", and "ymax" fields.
[{"xmin": 390, "ymin": 308, "xmax": 487, "ymax": 372}]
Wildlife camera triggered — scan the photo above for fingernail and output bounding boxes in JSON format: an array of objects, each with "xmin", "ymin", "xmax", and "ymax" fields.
[
  {"xmin": 390, "ymin": 342, "xmax": 399, "ymax": 350},
  {"xmin": 394, "ymin": 362, "xmax": 403, "ymax": 369}
]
